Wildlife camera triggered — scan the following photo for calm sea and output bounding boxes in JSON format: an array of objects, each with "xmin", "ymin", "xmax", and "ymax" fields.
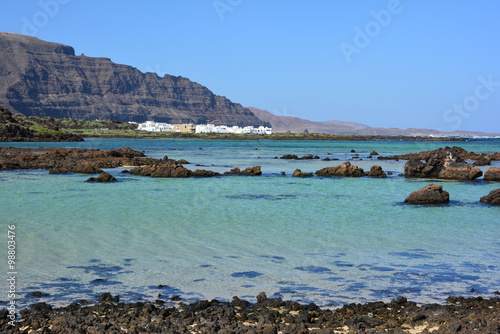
[{"xmin": 1, "ymin": 138, "xmax": 499, "ymax": 308}]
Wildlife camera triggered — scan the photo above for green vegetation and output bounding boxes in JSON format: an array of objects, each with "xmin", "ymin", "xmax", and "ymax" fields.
[{"xmin": 2, "ymin": 112, "xmax": 467, "ymax": 141}]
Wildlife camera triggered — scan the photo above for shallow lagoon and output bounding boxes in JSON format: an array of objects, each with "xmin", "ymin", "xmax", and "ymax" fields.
[{"xmin": 0, "ymin": 138, "xmax": 499, "ymax": 308}]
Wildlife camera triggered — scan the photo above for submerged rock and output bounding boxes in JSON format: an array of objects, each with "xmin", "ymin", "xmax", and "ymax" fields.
[
  {"xmin": 405, "ymin": 184, "xmax": 450, "ymax": 204},
  {"xmin": 484, "ymin": 167, "xmax": 500, "ymax": 181},
  {"xmin": 480, "ymin": 188, "xmax": 500, "ymax": 204},
  {"xmin": 316, "ymin": 162, "xmax": 364, "ymax": 177}
]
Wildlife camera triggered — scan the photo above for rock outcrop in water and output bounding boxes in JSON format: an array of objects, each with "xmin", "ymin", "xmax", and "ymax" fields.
[
  {"xmin": 281, "ymin": 154, "xmax": 320, "ymax": 160},
  {"xmin": 224, "ymin": 166, "xmax": 262, "ymax": 176},
  {"xmin": 480, "ymin": 189, "xmax": 500, "ymax": 204},
  {"xmin": 403, "ymin": 148, "xmax": 483, "ymax": 180},
  {"xmin": 405, "ymin": 184, "xmax": 450, "ymax": 204},
  {"xmin": 316, "ymin": 162, "xmax": 365, "ymax": 177},
  {"xmin": 484, "ymin": 167, "xmax": 500, "ymax": 181},
  {"xmin": 0, "ymin": 32, "xmax": 269, "ymax": 127},
  {"xmin": 365, "ymin": 165, "xmax": 387, "ymax": 178},
  {"xmin": 292, "ymin": 168, "xmax": 313, "ymax": 177},
  {"xmin": 86, "ymin": 172, "xmax": 117, "ymax": 182},
  {"xmin": 0, "ymin": 147, "xmax": 152, "ymax": 172},
  {"xmin": 129, "ymin": 164, "xmax": 191, "ymax": 178},
  {"xmin": 379, "ymin": 146, "xmax": 500, "ymax": 162}
]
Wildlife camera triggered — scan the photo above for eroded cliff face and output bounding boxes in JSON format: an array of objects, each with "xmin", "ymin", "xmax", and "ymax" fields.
[{"xmin": 0, "ymin": 32, "xmax": 268, "ymax": 126}]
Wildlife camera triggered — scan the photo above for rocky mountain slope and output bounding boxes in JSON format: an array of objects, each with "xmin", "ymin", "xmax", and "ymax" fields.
[
  {"xmin": 0, "ymin": 32, "xmax": 268, "ymax": 126},
  {"xmin": 249, "ymin": 107, "xmax": 500, "ymax": 137},
  {"xmin": 0, "ymin": 106, "xmax": 82, "ymax": 141}
]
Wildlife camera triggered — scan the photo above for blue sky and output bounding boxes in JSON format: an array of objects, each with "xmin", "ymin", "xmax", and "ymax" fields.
[{"xmin": 1, "ymin": 0, "xmax": 499, "ymax": 133}]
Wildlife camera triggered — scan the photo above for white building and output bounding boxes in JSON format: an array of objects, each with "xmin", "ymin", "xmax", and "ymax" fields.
[
  {"xmin": 138, "ymin": 121, "xmax": 272, "ymax": 134},
  {"xmin": 195, "ymin": 124, "xmax": 272, "ymax": 134},
  {"xmin": 137, "ymin": 121, "xmax": 173, "ymax": 132}
]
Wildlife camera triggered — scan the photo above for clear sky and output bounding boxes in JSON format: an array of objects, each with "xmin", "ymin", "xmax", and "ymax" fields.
[{"xmin": 1, "ymin": 0, "xmax": 499, "ymax": 133}]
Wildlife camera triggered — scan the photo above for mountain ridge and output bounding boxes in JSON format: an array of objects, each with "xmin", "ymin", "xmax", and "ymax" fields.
[
  {"xmin": 248, "ymin": 107, "xmax": 500, "ymax": 137},
  {"xmin": 0, "ymin": 32, "xmax": 269, "ymax": 127}
]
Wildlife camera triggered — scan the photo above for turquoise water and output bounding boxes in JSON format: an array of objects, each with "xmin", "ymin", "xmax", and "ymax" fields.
[{"xmin": 0, "ymin": 138, "xmax": 499, "ymax": 308}]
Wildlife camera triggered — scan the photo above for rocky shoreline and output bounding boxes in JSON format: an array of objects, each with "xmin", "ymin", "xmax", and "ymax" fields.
[
  {"xmin": 1, "ymin": 293, "xmax": 498, "ymax": 334},
  {"xmin": 1, "ymin": 145, "xmax": 499, "ymax": 204}
]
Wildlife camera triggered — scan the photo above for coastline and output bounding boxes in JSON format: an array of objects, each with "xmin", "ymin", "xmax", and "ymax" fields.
[
  {"xmin": 76, "ymin": 132, "xmax": 470, "ymax": 141},
  {"xmin": 2, "ymin": 293, "xmax": 498, "ymax": 333},
  {"xmin": 1, "ymin": 140, "xmax": 498, "ymax": 333}
]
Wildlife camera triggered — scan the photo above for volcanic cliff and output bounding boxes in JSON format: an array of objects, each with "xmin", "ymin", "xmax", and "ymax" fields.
[{"xmin": 0, "ymin": 32, "xmax": 268, "ymax": 126}]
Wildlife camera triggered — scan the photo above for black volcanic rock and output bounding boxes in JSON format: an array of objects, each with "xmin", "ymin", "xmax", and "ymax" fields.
[
  {"xmin": 480, "ymin": 189, "xmax": 500, "ymax": 204},
  {"xmin": 404, "ymin": 148, "xmax": 483, "ymax": 181},
  {"xmin": 405, "ymin": 184, "xmax": 450, "ymax": 204},
  {"xmin": 316, "ymin": 162, "xmax": 365, "ymax": 177},
  {"xmin": 0, "ymin": 32, "xmax": 270, "ymax": 127}
]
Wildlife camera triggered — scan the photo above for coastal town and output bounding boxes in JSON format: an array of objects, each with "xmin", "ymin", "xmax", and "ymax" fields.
[{"xmin": 136, "ymin": 121, "xmax": 273, "ymax": 134}]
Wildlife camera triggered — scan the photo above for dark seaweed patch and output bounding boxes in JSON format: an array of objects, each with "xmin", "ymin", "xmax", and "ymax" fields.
[
  {"xmin": 231, "ymin": 271, "xmax": 263, "ymax": 278},
  {"xmin": 322, "ymin": 276, "xmax": 344, "ymax": 282},
  {"xmin": 345, "ymin": 283, "xmax": 368, "ymax": 292},
  {"xmin": 152, "ymin": 285, "xmax": 184, "ymax": 296},
  {"xmin": 55, "ymin": 277, "xmax": 77, "ymax": 282},
  {"xmin": 67, "ymin": 264, "xmax": 125, "ymax": 278},
  {"xmin": 226, "ymin": 194, "xmax": 297, "ymax": 201},
  {"xmin": 294, "ymin": 266, "xmax": 332, "ymax": 273},
  {"xmin": 333, "ymin": 261, "xmax": 354, "ymax": 267},
  {"xmin": 370, "ymin": 266, "xmax": 396, "ymax": 272},
  {"xmin": 462, "ymin": 261, "xmax": 496, "ymax": 272},
  {"xmin": 388, "ymin": 252, "xmax": 433, "ymax": 259},
  {"xmin": 260, "ymin": 255, "xmax": 286, "ymax": 263},
  {"xmin": 90, "ymin": 279, "xmax": 121, "ymax": 286},
  {"xmin": 39, "ymin": 281, "xmax": 87, "ymax": 290}
]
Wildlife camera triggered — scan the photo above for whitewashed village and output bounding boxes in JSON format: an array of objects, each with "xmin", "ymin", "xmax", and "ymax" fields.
[{"xmin": 135, "ymin": 121, "xmax": 273, "ymax": 134}]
